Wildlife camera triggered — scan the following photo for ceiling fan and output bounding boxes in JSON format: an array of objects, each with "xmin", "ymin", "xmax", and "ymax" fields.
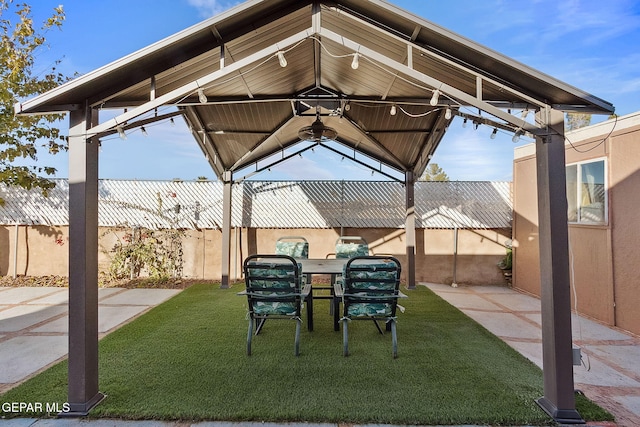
[{"xmin": 298, "ymin": 113, "xmax": 337, "ymax": 142}]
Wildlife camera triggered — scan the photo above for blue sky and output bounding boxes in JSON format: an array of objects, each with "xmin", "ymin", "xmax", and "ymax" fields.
[{"xmin": 26, "ymin": 0, "xmax": 640, "ymax": 182}]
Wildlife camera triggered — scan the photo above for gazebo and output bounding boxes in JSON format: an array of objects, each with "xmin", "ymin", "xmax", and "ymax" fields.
[{"xmin": 15, "ymin": 0, "xmax": 614, "ymax": 423}]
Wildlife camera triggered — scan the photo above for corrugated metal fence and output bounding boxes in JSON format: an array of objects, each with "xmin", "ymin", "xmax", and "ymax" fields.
[{"xmin": 0, "ymin": 180, "xmax": 511, "ymax": 229}]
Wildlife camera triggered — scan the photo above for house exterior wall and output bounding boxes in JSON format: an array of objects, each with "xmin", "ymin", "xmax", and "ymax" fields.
[
  {"xmin": 0, "ymin": 225, "xmax": 509, "ymax": 286},
  {"xmin": 513, "ymin": 112, "xmax": 640, "ymax": 336}
]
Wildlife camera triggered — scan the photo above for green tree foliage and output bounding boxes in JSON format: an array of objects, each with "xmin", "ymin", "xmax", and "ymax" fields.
[
  {"xmin": 420, "ymin": 162, "xmax": 449, "ymax": 181},
  {"xmin": 566, "ymin": 112, "xmax": 592, "ymax": 131},
  {"xmin": 0, "ymin": 1, "xmax": 67, "ymax": 202}
]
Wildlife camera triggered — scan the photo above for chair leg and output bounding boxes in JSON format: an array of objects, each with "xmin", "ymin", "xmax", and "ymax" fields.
[
  {"xmin": 247, "ymin": 319, "xmax": 253, "ymax": 356},
  {"xmin": 255, "ymin": 318, "xmax": 266, "ymax": 335},
  {"xmin": 390, "ymin": 319, "xmax": 397, "ymax": 359},
  {"xmin": 372, "ymin": 318, "xmax": 384, "ymax": 334},
  {"xmin": 294, "ymin": 318, "xmax": 301, "ymax": 357},
  {"xmin": 342, "ymin": 319, "xmax": 349, "ymax": 357}
]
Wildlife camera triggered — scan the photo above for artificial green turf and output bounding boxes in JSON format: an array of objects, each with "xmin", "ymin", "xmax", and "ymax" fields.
[{"xmin": 1, "ymin": 284, "xmax": 613, "ymax": 425}]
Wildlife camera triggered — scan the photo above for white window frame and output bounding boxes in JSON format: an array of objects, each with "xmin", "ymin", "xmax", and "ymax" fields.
[{"xmin": 566, "ymin": 157, "xmax": 608, "ymax": 225}]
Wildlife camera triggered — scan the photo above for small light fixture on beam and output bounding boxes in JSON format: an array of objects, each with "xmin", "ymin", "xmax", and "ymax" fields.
[
  {"xmin": 116, "ymin": 125, "xmax": 126, "ymax": 140},
  {"xmin": 462, "ymin": 118, "xmax": 468, "ymax": 128},
  {"xmin": 390, "ymin": 105, "xmax": 397, "ymax": 116},
  {"xmin": 490, "ymin": 128, "xmax": 498, "ymax": 139},
  {"xmin": 445, "ymin": 108, "xmax": 452, "ymax": 120},
  {"xmin": 512, "ymin": 129, "xmax": 522, "ymax": 143},
  {"xmin": 169, "ymin": 117, "xmax": 175, "ymax": 127},
  {"xmin": 521, "ymin": 109, "xmax": 529, "ymax": 120},
  {"xmin": 197, "ymin": 88, "xmax": 207, "ymax": 104},
  {"xmin": 430, "ymin": 89, "xmax": 441, "ymax": 106},
  {"xmin": 351, "ymin": 52, "xmax": 360, "ymax": 70},
  {"xmin": 141, "ymin": 126, "xmax": 148, "ymax": 136},
  {"xmin": 277, "ymin": 51, "xmax": 287, "ymax": 67}
]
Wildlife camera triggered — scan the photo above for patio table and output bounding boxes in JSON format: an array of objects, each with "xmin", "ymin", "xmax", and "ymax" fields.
[{"xmin": 298, "ymin": 258, "xmax": 347, "ymax": 331}]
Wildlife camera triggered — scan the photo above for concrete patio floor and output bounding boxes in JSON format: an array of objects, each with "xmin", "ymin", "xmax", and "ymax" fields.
[
  {"xmin": 0, "ymin": 283, "xmax": 638, "ymax": 426},
  {"xmin": 0, "ymin": 286, "xmax": 181, "ymax": 394},
  {"xmin": 424, "ymin": 283, "xmax": 640, "ymax": 427}
]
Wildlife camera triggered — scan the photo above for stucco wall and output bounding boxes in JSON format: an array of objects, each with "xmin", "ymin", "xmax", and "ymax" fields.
[
  {"xmin": 512, "ymin": 112, "xmax": 640, "ymax": 336},
  {"xmin": 608, "ymin": 122, "xmax": 640, "ymax": 334},
  {"xmin": 0, "ymin": 225, "xmax": 509, "ymax": 286}
]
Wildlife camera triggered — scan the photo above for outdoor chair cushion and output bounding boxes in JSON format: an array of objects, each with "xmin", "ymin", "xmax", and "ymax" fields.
[
  {"xmin": 335, "ymin": 242, "xmax": 369, "ymax": 258},
  {"xmin": 275, "ymin": 241, "xmax": 309, "ymax": 258}
]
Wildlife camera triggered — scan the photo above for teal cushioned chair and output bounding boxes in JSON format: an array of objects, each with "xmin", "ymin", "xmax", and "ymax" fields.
[
  {"xmin": 335, "ymin": 236, "xmax": 369, "ymax": 259},
  {"xmin": 339, "ymin": 255, "xmax": 402, "ymax": 358},
  {"xmin": 275, "ymin": 236, "xmax": 309, "ymax": 259},
  {"xmin": 243, "ymin": 254, "xmax": 309, "ymax": 356}
]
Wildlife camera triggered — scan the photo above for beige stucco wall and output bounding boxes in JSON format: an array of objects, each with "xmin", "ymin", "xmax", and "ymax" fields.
[
  {"xmin": 1, "ymin": 225, "xmax": 509, "ymax": 286},
  {"xmin": 512, "ymin": 112, "xmax": 640, "ymax": 336},
  {"xmin": 608, "ymin": 120, "xmax": 640, "ymax": 334}
]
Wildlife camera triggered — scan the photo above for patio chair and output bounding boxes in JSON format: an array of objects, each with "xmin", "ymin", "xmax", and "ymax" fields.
[
  {"xmin": 339, "ymin": 255, "xmax": 402, "ymax": 358},
  {"xmin": 242, "ymin": 254, "xmax": 311, "ymax": 356},
  {"xmin": 275, "ymin": 236, "xmax": 309, "ymax": 259},
  {"xmin": 276, "ymin": 236, "xmax": 311, "ymax": 284},
  {"xmin": 335, "ymin": 236, "xmax": 369, "ymax": 259}
]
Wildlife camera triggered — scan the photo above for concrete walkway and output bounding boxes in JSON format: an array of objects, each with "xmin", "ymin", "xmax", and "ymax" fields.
[
  {"xmin": 1, "ymin": 284, "xmax": 638, "ymax": 426},
  {"xmin": 425, "ymin": 283, "xmax": 640, "ymax": 427},
  {"xmin": 0, "ymin": 286, "xmax": 181, "ymax": 394}
]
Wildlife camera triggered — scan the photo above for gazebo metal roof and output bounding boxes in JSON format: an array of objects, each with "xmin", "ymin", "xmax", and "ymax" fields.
[{"xmin": 15, "ymin": 0, "xmax": 614, "ymax": 180}]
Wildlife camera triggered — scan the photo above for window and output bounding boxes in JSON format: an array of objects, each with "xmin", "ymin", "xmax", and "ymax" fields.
[{"xmin": 566, "ymin": 159, "xmax": 607, "ymax": 224}]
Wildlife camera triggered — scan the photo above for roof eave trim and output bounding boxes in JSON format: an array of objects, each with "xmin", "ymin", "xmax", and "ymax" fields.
[
  {"xmin": 348, "ymin": 0, "xmax": 615, "ymax": 115},
  {"xmin": 14, "ymin": 0, "xmax": 267, "ymax": 115}
]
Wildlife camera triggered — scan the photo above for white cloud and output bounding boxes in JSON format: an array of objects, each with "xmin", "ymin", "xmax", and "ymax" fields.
[{"xmin": 185, "ymin": 0, "xmax": 240, "ymax": 18}]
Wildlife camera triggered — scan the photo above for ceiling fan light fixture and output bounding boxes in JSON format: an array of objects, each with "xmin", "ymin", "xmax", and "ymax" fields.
[{"xmin": 298, "ymin": 117, "xmax": 338, "ymax": 142}]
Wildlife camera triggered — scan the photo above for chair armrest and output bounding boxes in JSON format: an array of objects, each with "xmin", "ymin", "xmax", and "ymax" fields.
[
  {"xmin": 301, "ymin": 283, "xmax": 312, "ymax": 299},
  {"xmin": 341, "ymin": 293, "xmax": 405, "ymax": 301},
  {"xmin": 398, "ymin": 291, "xmax": 408, "ymax": 299},
  {"xmin": 333, "ymin": 282, "xmax": 344, "ymax": 297},
  {"xmin": 237, "ymin": 290, "xmax": 247, "ymax": 296}
]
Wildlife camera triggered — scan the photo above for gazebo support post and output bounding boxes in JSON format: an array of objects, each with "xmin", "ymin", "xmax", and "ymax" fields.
[
  {"xmin": 220, "ymin": 171, "xmax": 232, "ymax": 288},
  {"xmin": 64, "ymin": 104, "xmax": 105, "ymax": 416},
  {"xmin": 405, "ymin": 171, "xmax": 416, "ymax": 289},
  {"xmin": 534, "ymin": 108, "xmax": 583, "ymax": 424}
]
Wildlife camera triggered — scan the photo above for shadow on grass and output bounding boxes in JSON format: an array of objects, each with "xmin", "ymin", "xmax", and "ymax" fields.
[{"xmin": 0, "ymin": 283, "xmax": 612, "ymax": 425}]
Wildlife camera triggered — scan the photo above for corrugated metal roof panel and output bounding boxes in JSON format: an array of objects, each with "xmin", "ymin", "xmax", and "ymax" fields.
[
  {"xmin": 0, "ymin": 180, "xmax": 511, "ymax": 229},
  {"xmin": 415, "ymin": 181, "xmax": 512, "ymax": 229}
]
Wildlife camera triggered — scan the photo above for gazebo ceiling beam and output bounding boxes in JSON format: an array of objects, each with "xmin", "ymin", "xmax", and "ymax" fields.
[
  {"xmin": 412, "ymin": 109, "xmax": 452, "ymax": 176},
  {"xmin": 84, "ymin": 27, "xmax": 314, "ymax": 138},
  {"xmin": 183, "ymin": 106, "xmax": 226, "ymax": 177},
  {"xmin": 338, "ymin": 114, "xmax": 407, "ymax": 169},
  {"xmin": 229, "ymin": 115, "xmax": 300, "ymax": 172},
  {"xmin": 331, "ymin": 5, "xmax": 551, "ymax": 112},
  {"xmin": 320, "ymin": 140, "xmax": 404, "ymax": 182},
  {"xmin": 319, "ymin": 27, "xmax": 545, "ymax": 135}
]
